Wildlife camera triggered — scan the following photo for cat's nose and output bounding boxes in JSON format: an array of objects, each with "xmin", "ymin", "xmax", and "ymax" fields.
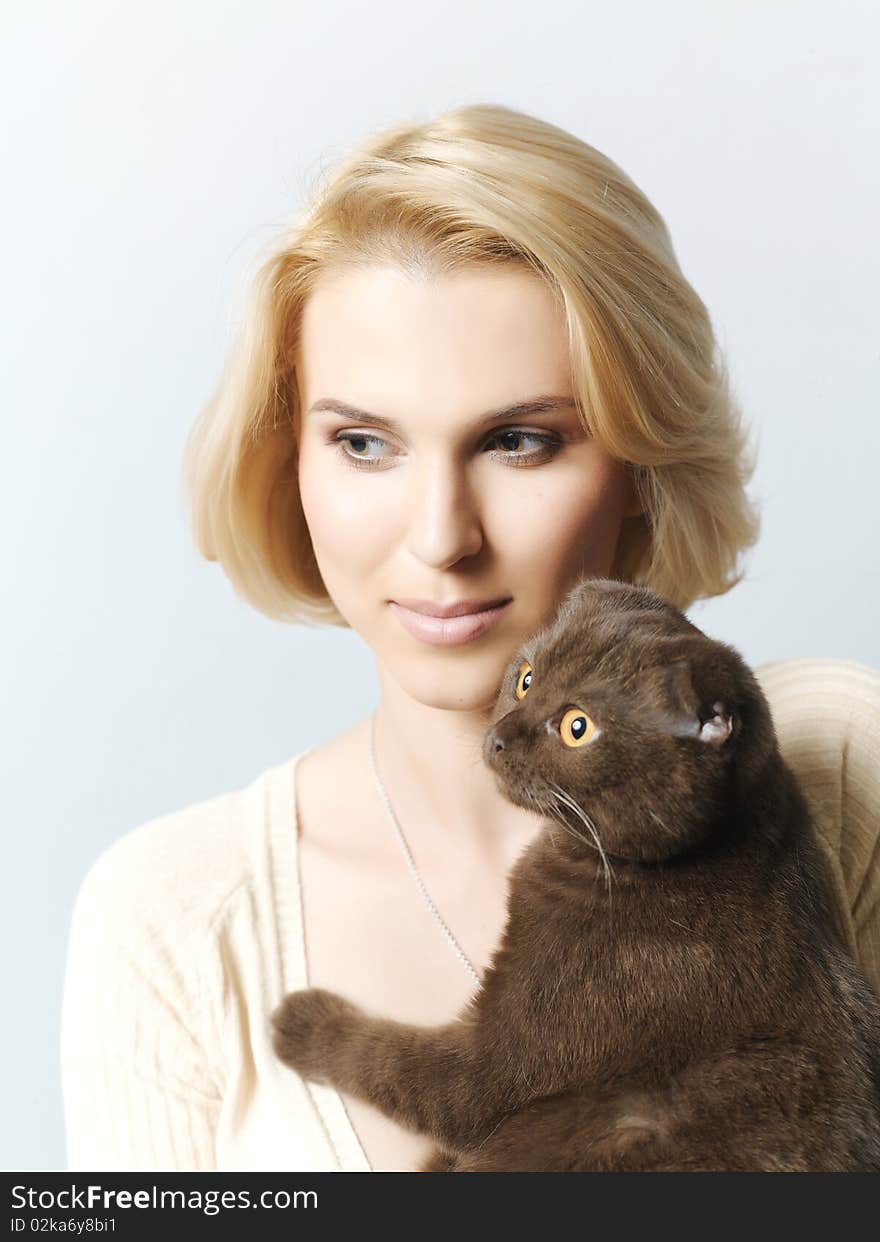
[{"xmin": 485, "ymin": 712, "xmax": 519, "ymax": 762}]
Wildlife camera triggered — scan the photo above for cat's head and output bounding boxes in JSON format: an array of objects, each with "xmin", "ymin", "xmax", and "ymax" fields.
[{"xmin": 484, "ymin": 577, "xmax": 777, "ymax": 864}]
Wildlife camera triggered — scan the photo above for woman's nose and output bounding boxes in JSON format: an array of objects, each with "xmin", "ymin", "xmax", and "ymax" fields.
[{"xmin": 404, "ymin": 457, "xmax": 484, "ymax": 569}]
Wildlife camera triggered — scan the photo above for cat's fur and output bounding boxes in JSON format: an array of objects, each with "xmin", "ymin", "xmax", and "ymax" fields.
[{"xmin": 272, "ymin": 578, "xmax": 880, "ymax": 1171}]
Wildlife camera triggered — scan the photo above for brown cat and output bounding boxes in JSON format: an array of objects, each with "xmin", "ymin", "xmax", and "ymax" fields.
[{"xmin": 272, "ymin": 577, "xmax": 880, "ymax": 1171}]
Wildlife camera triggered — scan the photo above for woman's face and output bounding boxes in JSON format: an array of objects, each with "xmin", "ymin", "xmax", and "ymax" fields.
[{"xmin": 296, "ymin": 262, "xmax": 641, "ymax": 713}]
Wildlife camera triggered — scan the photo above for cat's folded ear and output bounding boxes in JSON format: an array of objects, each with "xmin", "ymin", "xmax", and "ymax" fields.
[{"xmin": 659, "ymin": 660, "xmax": 734, "ymax": 748}]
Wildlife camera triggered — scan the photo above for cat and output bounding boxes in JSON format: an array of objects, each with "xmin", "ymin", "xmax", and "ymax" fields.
[{"xmin": 271, "ymin": 577, "xmax": 880, "ymax": 1171}]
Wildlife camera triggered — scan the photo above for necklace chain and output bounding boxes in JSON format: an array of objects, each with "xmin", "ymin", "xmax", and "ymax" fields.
[{"xmin": 368, "ymin": 712, "xmax": 482, "ymax": 986}]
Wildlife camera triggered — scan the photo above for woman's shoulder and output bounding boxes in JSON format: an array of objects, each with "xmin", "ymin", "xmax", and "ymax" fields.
[
  {"xmin": 70, "ymin": 749, "xmax": 310, "ymax": 947},
  {"xmin": 753, "ymin": 656, "xmax": 880, "ymax": 778},
  {"xmin": 60, "ymin": 754, "xmax": 310, "ymax": 1141},
  {"xmin": 754, "ymin": 656, "xmax": 880, "ymax": 712}
]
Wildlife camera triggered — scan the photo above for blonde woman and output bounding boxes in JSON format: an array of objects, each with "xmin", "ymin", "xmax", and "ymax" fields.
[{"xmin": 60, "ymin": 103, "xmax": 880, "ymax": 1172}]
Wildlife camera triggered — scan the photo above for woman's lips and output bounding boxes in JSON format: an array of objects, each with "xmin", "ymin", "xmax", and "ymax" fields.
[{"xmin": 388, "ymin": 599, "xmax": 513, "ymax": 645}]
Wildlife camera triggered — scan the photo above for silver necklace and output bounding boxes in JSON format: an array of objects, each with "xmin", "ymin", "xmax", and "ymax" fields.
[{"xmin": 368, "ymin": 712, "xmax": 482, "ymax": 986}]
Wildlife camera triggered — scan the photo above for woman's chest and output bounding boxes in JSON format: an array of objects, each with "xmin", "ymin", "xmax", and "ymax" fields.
[{"xmin": 296, "ymin": 796, "xmax": 513, "ymax": 1171}]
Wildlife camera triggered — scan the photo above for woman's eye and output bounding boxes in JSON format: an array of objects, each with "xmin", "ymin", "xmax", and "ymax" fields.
[
  {"xmin": 489, "ymin": 430, "xmax": 562, "ymax": 467},
  {"xmin": 329, "ymin": 429, "xmax": 563, "ymax": 471},
  {"xmin": 331, "ymin": 432, "xmax": 390, "ymax": 469}
]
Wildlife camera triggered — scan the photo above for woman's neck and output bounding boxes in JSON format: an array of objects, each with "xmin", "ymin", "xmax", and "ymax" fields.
[{"xmin": 368, "ymin": 679, "xmax": 541, "ymax": 872}]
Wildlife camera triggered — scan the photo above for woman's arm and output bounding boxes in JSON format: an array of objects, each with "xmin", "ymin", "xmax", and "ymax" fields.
[{"xmin": 60, "ymin": 842, "xmax": 224, "ymax": 1170}]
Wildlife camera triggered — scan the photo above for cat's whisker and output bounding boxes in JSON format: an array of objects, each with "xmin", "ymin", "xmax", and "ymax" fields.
[
  {"xmin": 646, "ymin": 807, "xmax": 676, "ymax": 838},
  {"xmin": 544, "ymin": 793, "xmax": 592, "ymax": 850},
  {"xmin": 469, "ymin": 1108, "xmax": 515, "ymax": 1154},
  {"xmin": 523, "ymin": 786, "xmax": 558, "ymax": 847},
  {"xmin": 545, "ymin": 786, "xmax": 592, "ymax": 850},
  {"xmin": 547, "ymin": 783, "xmax": 615, "ymax": 906},
  {"xmin": 546, "ymin": 782, "xmax": 601, "ymax": 854},
  {"xmin": 546, "ymin": 811, "xmax": 594, "ymax": 877},
  {"xmin": 518, "ymin": 1061, "xmax": 538, "ymax": 1094}
]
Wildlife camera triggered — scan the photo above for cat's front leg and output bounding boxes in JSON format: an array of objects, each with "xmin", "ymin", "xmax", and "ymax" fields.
[
  {"xmin": 271, "ymin": 987, "xmax": 359, "ymax": 1086},
  {"xmin": 271, "ymin": 987, "xmax": 515, "ymax": 1150}
]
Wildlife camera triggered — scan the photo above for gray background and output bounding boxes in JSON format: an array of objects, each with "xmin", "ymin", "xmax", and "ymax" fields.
[{"xmin": 2, "ymin": 0, "xmax": 877, "ymax": 1169}]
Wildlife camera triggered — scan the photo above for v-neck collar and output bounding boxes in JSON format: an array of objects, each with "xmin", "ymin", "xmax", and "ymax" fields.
[{"xmin": 268, "ymin": 747, "xmax": 373, "ymax": 1172}]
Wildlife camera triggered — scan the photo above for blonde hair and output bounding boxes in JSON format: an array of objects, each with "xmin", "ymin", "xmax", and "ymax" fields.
[{"xmin": 181, "ymin": 103, "xmax": 760, "ymax": 623}]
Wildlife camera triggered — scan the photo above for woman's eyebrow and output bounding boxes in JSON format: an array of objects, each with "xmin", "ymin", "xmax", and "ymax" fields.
[{"xmin": 306, "ymin": 395, "xmax": 578, "ymax": 435}]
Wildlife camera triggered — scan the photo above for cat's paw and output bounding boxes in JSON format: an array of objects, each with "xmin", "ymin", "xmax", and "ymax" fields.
[
  {"xmin": 420, "ymin": 1146, "xmax": 461, "ymax": 1172},
  {"xmin": 270, "ymin": 987, "xmax": 360, "ymax": 1084}
]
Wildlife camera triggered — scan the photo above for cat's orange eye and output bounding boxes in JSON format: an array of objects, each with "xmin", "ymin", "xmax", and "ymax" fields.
[
  {"xmin": 515, "ymin": 660, "xmax": 532, "ymax": 700},
  {"xmin": 559, "ymin": 707, "xmax": 599, "ymax": 748}
]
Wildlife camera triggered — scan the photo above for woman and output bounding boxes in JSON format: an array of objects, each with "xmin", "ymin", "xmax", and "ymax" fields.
[{"xmin": 60, "ymin": 103, "xmax": 880, "ymax": 1172}]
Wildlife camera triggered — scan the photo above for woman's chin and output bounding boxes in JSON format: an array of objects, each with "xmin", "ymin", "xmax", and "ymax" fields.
[{"xmin": 384, "ymin": 665, "xmax": 509, "ymax": 715}]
